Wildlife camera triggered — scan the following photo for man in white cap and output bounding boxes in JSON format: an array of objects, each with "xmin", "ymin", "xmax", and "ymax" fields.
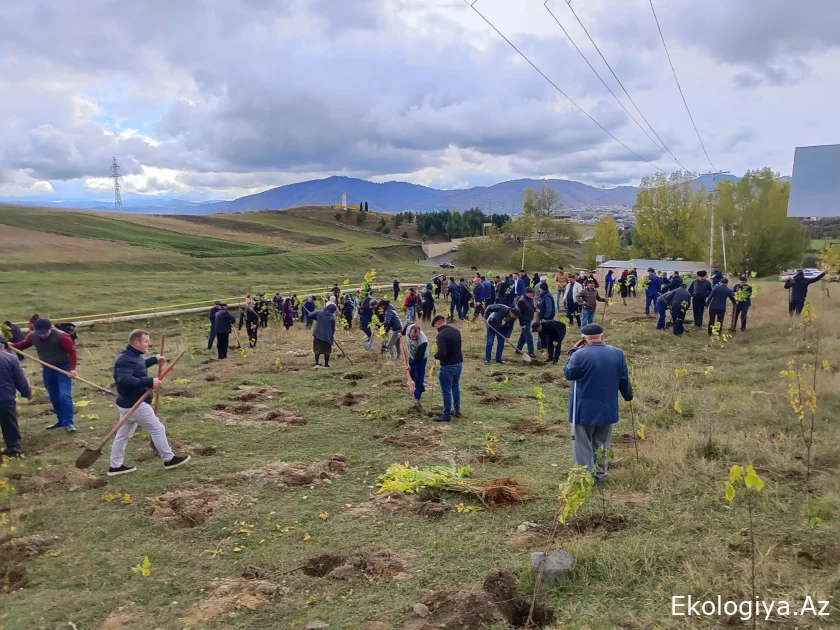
[{"xmin": 563, "ymin": 323, "xmax": 633, "ymax": 481}]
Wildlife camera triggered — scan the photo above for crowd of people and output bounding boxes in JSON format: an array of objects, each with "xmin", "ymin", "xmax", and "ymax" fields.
[{"xmin": 0, "ymin": 265, "xmax": 825, "ymax": 481}]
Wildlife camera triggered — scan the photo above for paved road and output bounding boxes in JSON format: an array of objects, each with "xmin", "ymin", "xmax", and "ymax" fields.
[{"xmin": 418, "ymin": 251, "xmax": 457, "ymax": 267}]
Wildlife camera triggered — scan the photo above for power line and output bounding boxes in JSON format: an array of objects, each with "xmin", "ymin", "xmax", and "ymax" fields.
[
  {"xmin": 648, "ymin": 0, "xmax": 718, "ymax": 172},
  {"xmin": 560, "ymin": 0, "xmax": 692, "ymax": 172},
  {"xmin": 463, "ymin": 0, "xmax": 667, "ymax": 174}
]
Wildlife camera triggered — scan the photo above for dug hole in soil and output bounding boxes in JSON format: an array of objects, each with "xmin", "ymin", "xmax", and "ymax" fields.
[
  {"xmin": 183, "ymin": 578, "xmax": 279, "ymax": 626},
  {"xmin": 205, "ymin": 405, "xmax": 306, "ymax": 430},
  {"xmin": 0, "ymin": 535, "xmax": 53, "ymax": 591},
  {"xmin": 147, "ymin": 489, "xmax": 253, "ymax": 529},
  {"xmin": 229, "ymin": 454, "xmax": 347, "ymax": 489},
  {"xmin": 230, "ymin": 385, "xmax": 284, "ymax": 402},
  {"xmin": 401, "ymin": 569, "xmax": 554, "ymax": 629},
  {"xmin": 344, "ymin": 490, "xmax": 451, "ymax": 520},
  {"xmin": 302, "ymin": 547, "xmax": 413, "ymax": 581}
]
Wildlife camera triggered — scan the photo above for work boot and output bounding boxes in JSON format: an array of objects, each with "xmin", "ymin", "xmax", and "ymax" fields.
[
  {"xmin": 453, "ymin": 411, "xmax": 462, "ymax": 418},
  {"xmin": 164, "ymin": 454, "xmax": 191, "ymax": 470},
  {"xmin": 433, "ymin": 415, "xmax": 451, "ymax": 423},
  {"xmin": 45, "ymin": 422, "xmax": 62, "ymax": 430}
]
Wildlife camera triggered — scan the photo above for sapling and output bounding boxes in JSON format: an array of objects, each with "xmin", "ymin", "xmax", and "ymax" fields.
[
  {"xmin": 779, "ymin": 360, "xmax": 818, "ymax": 482},
  {"xmin": 724, "ymin": 464, "xmax": 765, "ymax": 630},
  {"xmin": 533, "ymin": 386, "xmax": 546, "ymax": 423}
]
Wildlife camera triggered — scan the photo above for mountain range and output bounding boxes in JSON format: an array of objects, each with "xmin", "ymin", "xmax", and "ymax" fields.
[{"xmin": 2, "ymin": 173, "xmax": 740, "ymax": 215}]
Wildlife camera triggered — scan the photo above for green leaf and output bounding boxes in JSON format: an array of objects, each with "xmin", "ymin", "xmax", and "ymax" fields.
[{"xmin": 728, "ymin": 465, "xmax": 744, "ymax": 484}]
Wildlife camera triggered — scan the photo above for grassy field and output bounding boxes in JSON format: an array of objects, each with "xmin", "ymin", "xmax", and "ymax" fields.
[
  {"xmin": 1, "ymin": 279, "xmax": 837, "ymax": 628},
  {"xmin": 0, "ymin": 206, "xmax": 436, "ymax": 322},
  {"xmin": 0, "ymin": 206, "xmax": 280, "ymax": 258}
]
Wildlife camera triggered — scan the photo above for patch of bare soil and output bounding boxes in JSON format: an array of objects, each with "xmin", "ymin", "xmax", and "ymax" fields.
[
  {"xmin": 165, "ymin": 390, "xmax": 196, "ymax": 398},
  {"xmin": 231, "ymin": 385, "xmax": 284, "ymax": 402},
  {"xmin": 147, "ymin": 489, "xmax": 250, "ymax": 529},
  {"xmin": 506, "ymin": 530, "xmax": 550, "ymax": 549},
  {"xmin": 794, "ymin": 547, "xmax": 840, "ymax": 570},
  {"xmin": 212, "ymin": 402, "xmax": 257, "ymax": 414},
  {"xmin": 331, "ymin": 392, "xmax": 365, "ymax": 407},
  {"xmin": 17, "ymin": 466, "xmax": 107, "ymax": 494},
  {"xmin": 342, "ymin": 372, "xmax": 368, "ymax": 381},
  {"xmin": 303, "ymin": 548, "xmax": 413, "ymax": 581},
  {"xmin": 183, "ymin": 578, "xmax": 278, "ymax": 626},
  {"xmin": 479, "ymin": 393, "xmax": 532, "ymax": 405},
  {"xmin": 380, "ymin": 377, "xmax": 405, "ymax": 387},
  {"xmin": 203, "ymin": 374, "xmax": 219, "ymax": 382},
  {"xmin": 507, "ymin": 419, "xmax": 565, "ymax": 435},
  {"xmin": 613, "ymin": 433, "xmax": 639, "ymax": 445},
  {"xmin": 489, "ymin": 371, "xmax": 525, "ymax": 378},
  {"xmin": 611, "ymin": 491, "xmax": 651, "ymax": 509},
  {"xmin": 401, "ymin": 569, "xmax": 554, "ymax": 629},
  {"xmin": 137, "ymin": 438, "xmax": 218, "ymax": 461},
  {"xmin": 468, "ymin": 385, "xmax": 487, "ymax": 395},
  {"xmin": 29, "ymin": 437, "xmax": 87, "ymax": 455},
  {"xmin": 205, "ymin": 407, "xmax": 306, "ymax": 430},
  {"xmin": 233, "ymin": 454, "xmax": 347, "ymax": 489},
  {"xmin": 100, "ymin": 611, "xmax": 140, "ymax": 630},
  {"xmin": 0, "ymin": 535, "xmax": 53, "ymax": 591},
  {"xmin": 373, "ymin": 428, "xmax": 445, "ymax": 454},
  {"xmin": 561, "ymin": 514, "xmax": 629, "ymax": 537},
  {"xmin": 344, "ymin": 491, "xmax": 451, "ymax": 520}
]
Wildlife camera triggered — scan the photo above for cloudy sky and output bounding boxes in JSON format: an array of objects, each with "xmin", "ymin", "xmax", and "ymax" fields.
[{"xmin": 1, "ymin": 0, "xmax": 838, "ymax": 202}]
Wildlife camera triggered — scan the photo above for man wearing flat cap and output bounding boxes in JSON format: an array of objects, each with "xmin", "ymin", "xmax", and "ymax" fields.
[{"xmin": 563, "ymin": 323, "xmax": 633, "ymax": 481}]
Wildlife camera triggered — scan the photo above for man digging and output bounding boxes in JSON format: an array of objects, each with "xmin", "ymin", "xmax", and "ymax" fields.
[
  {"xmin": 108, "ymin": 329, "xmax": 190, "ymax": 476},
  {"xmin": 12, "ymin": 317, "xmax": 78, "ymax": 432},
  {"xmin": 564, "ymin": 324, "xmax": 633, "ymax": 482}
]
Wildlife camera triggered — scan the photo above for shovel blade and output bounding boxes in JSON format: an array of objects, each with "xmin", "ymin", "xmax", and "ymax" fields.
[{"xmin": 75, "ymin": 448, "xmax": 102, "ymax": 469}]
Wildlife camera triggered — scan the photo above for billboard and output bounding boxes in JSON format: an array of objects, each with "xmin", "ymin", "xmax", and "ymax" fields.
[{"xmin": 787, "ymin": 144, "xmax": 840, "ymax": 218}]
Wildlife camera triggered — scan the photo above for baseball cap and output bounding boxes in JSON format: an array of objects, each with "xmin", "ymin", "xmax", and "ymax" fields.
[{"xmin": 34, "ymin": 318, "xmax": 52, "ymax": 332}]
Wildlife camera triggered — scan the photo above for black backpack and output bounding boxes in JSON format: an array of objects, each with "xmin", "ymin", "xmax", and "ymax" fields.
[{"xmin": 55, "ymin": 322, "xmax": 78, "ymax": 341}]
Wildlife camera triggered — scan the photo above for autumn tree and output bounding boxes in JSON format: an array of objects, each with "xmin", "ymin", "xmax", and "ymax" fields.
[
  {"xmin": 713, "ymin": 169, "xmax": 807, "ymax": 276},
  {"xmin": 522, "ymin": 185, "xmax": 563, "ymax": 217},
  {"xmin": 586, "ymin": 217, "xmax": 623, "ymax": 267},
  {"xmin": 632, "ymin": 171, "xmax": 704, "ymax": 259}
]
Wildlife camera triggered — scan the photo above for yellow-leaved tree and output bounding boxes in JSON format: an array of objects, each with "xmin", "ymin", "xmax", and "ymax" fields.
[{"xmin": 586, "ymin": 217, "xmax": 623, "ymax": 268}]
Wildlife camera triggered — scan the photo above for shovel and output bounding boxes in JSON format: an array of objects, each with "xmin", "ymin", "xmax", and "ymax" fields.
[
  {"xmin": 75, "ymin": 349, "xmax": 186, "ymax": 469},
  {"xmin": 10, "ymin": 347, "xmax": 117, "ymax": 396},
  {"xmin": 153, "ymin": 334, "xmax": 165, "ymax": 414},
  {"xmin": 333, "ymin": 338, "xmax": 353, "ymax": 364},
  {"xmin": 488, "ymin": 323, "xmax": 531, "ymax": 363}
]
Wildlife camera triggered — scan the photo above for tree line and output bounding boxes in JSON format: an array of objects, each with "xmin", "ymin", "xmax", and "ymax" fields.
[{"xmin": 414, "ymin": 208, "xmax": 511, "ymax": 239}]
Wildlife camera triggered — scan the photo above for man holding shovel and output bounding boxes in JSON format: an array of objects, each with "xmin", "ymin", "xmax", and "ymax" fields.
[
  {"xmin": 108, "ymin": 329, "xmax": 190, "ymax": 476},
  {"xmin": 0, "ymin": 335, "xmax": 32, "ymax": 457},
  {"xmin": 12, "ymin": 317, "xmax": 77, "ymax": 432},
  {"xmin": 483, "ymin": 304, "xmax": 519, "ymax": 365}
]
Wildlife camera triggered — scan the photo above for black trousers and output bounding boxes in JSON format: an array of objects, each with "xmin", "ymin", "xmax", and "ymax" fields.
[
  {"xmin": 692, "ymin": 297, "xmax": 705, "ymax": 327},
  {"xmin": 217, "ymin": 333, "xmax": 230, "ymax": 358},
  {"xmin": 0, "ymin": 404, "xmax": 21, "ymax": 456},
  {"xmin": 708, "ymin": 309, "xmax": 726, "ymax": 335},
  {"xmin": 246, "ymin": 326, "xmax": 258, "ymax": 348},
  {"xmin": 546, "ymin": 341, "xmax": 561, "ymax": 363},
  {"xmin": 789, "ymin": 298, "xmax": 805, "ymax": 315},
  {"xmin": 735, "ymin": 303, "xmax": 750, "ymax": 330},
  {"xmin": 259, "ymin": 311, "xmax": 269, "ymax": 328}
]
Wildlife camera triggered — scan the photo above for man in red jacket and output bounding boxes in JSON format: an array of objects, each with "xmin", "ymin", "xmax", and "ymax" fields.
[{"xmin": 12, "ymin": 317, "xmax": 78, "ymax": 432}]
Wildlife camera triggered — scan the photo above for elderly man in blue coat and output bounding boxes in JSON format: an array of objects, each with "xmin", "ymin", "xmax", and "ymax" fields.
[{"xmin": 563, "ymin": 323, "xmax": 633, "ymax": 481}]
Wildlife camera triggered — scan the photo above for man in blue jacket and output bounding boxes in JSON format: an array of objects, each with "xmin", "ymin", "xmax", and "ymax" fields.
[
  {"xmin": 109, "ymin": 329, "xmax": 190, "ymax": 476},
  {"xmin": 514, "ymin": 271, "xmax": 527, "ymax": 299},
  {"xmin": 710, "ymin": 267, "xmax": 724, "ymax": 287},
  {"xmin": 484, "ymin": 304, "xmax": 519, "ymax": 364},
  {"xmin": 688, "ymin": 271, "xmax": 712, "ymax": 327},
  {"xmin": 644, "ymin": 268, "xmax": 662, "ymax": 316},
  {"xmin": 659, "ymin": 284, "xmax": 692, "ymax": 335},
  {"xmin": 563, "ymin": 324, "xmax": 633, "ymax": 481},
  {"xmin": 537, "ymin": 283, "xmax": 556, "ymax": 321}
]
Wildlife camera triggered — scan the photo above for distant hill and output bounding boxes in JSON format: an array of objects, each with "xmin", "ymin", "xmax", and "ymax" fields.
[{"xmin": 1, "ymin": 173, "xmax": 747, "ymax": 215}]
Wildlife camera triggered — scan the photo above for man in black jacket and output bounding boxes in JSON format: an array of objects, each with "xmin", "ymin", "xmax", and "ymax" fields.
[
  {"xmin": 659, "ymin": 284, "xmax": 692, "ymax": 335},
  {"xmin": 238, "ymin": 305, "xmax": 260, "ymax": 348},
  {"xmin": 496, "ymin": 275, "xmax": 512, "ymax": 307},
  {"xmin": 393, "ymin": 279, "xmax": 400, "ymax": 301},
  {"xmin": 448, "ymin": 278, "xmax": 461, "ymax": 321},
  {"xmin": 515, "ymin": 287, "xmax": 537, "ymax": 359},
  {"xmin": 732, "ymin": 276, "xmax": 753, "ymax": 331},
  {"xmin": 108, "ymin": 329, "xmax": 190, "ymax": 476},
  {"xmin": 785, "ymin": 270, "xmax": 826, "ymax": 315},
  {"xmin": 207, "ymin": 301, "xmax": 221, "ymax": 350},
  {"xmin": 532, "ymin": 320, "xmax": 566, "ymax": 364},
  {"xmin": 484, "ymin": 304, "xmax": 519, "ymax": 364},
  {"xmin": 706, "ymin": 278, "xmax": 735, "ymax": 335},
  {"xmin": 214, "ymin": 304, "xmax": 236, "ymax": 359},
  {"xmin": 432, "ymin": 315, "xmax": 463, "ymax": 422},
  {"xmin": 688, "ymin": 271, "xmax": 712, "ymax": 327}
]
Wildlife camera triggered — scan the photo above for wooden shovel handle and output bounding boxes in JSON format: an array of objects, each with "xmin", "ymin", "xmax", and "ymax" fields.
[
  {"xmin": 153, "ymin": 334, "xmax": 165, "ymax": 414},
  {"xmin": 95, "ymin": 349, "xmax": 186, "ymax": 450},
  {"xmin": 9, "ymin": 347, "xmax": 113, "ymax": 395}
]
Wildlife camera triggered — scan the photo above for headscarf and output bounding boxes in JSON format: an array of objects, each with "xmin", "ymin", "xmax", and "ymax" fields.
[{"xmin": 404, "ymin": 323, "xmax": 429, "ymax": 360}]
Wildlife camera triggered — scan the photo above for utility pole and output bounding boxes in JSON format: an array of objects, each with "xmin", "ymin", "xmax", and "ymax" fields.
[
  {"xmin": 707, "ymin": 171, "xmax": 730, "ymax": 269},
  {"xmin": 721, "ymin": 226, "xmax": 727, "ymax": 273},
  {"xmin": 111, "ymin": 157, "xmax": 123, "ymax": 211}
]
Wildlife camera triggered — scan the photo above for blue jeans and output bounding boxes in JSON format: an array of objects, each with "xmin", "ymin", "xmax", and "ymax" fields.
[
  {"xmin": 407, "ymin": 306, "xmax": 416, "ymax": 322},
  {"xmin": 581, "ymin": 309, "xmax": 595, "ymax": 327},
  {"xmin": 645, "ymin": 294, "xmax": 656, "ymax": 315},
  {"xmin": 656, "ymin": 301, "xmax": 666, "ymax": 329},
  {"xmin": 409, "ymin": 358, "xmax": 427, "ymax": 400},
  {"xmin": 516, "ymin": 325, "xmax": 535, "ymax": 355},
  {"xmin": 43, "ymin": 363, "xmax": 74, "ymax": 427},
  {"xmin": 485, "ymin": 328, "xmax": 505, "ymax": 362},
  {"xmin": 438, "ymin": 363, "xmax": 462, "ymax": 417},
  {"xmin": 458, "ymin": 302, "xmax": 468, "ymax": 320},
  {"xmin": 360, "ymin": 314, "xmax": 372, "ymax": 340}
]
